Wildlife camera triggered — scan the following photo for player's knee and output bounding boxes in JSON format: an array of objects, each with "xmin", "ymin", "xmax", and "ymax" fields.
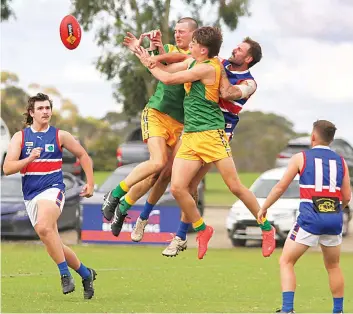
[
  {"xmin": 324, "ymin": 260, "xmax": 340, "ymax": 271},
  {"xmin": 279, "ymin": 254, "xmax": 294, "ymax": 267},
  {"xmin": 170, "ymin": 184, "xmax": 184, "ymax": 199},
  {"xmin": 150, "ymin": 158, "xmax": 168, "ymax": 173},
  {"xmin": 228, "ymin": 182, "xmax": 244, "ymax": 197},
  {"xmin": 35, "ymin": 224, "xmax": 54, "ymax": 238}
]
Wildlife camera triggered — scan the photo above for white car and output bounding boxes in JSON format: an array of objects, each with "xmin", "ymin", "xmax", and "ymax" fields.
[
  {"xmin": 226, "ymin": 167, "xmax": 353, "ymax": 246},
  {"xmin": 0, "ymin": 118, "xmax": 11, "ymax": 175}
]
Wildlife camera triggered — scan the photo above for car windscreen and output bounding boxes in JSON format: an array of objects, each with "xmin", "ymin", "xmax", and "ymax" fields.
[
  {"xmin": 1, "ymin": 177, "xmax": 24, "ymax": 198},
  {"xmin": 98, "ymin": 173, "xmax": 127, "ymax": 193},
  {"xmin": 251, "ymin": 179, "xmax": 299, "ymax": 198}
]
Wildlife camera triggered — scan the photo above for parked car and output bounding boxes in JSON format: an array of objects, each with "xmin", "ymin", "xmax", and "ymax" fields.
[
  {"xmin": 275, "ymin": 136, "xmax": 353, "ymax": 185},
  {"xmin": 0, "ymin": 118, "xmax": 11, "ymax": 175},
  {"xmin": 1, "ymin": 172, "xmax": 84, "ymax": 238},
  {"xmin": 116, "ymin": 126, "xmax": 149, "ymax": 167},
  {"xmin": 226, "ymin": 167, "xmax": 353, "ymax": 247}
]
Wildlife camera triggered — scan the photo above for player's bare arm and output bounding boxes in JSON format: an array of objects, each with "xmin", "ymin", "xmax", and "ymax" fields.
[
  {"xmin": 341, "ymin": 159, "xmax": 352, "ymax": 208},
  {"xmin": 258, "ymin": 153, "xmax": 303, "ymax": 221},
  {"xmin": 135, "ymin": 46, "xmax": 189, "ymax": 73},
  {"xmin": 150, "ymin": 61, "xmax": 213, "ymax": 85},
  {"xmin": 219, "ymin": 65, "xmax": 256, "ymax": 100},
  {"xmin": 59, "ymin": 130, "xmax": 94, "ymax": 197},
  {"xmin": 3, "ymin": 131, "xmax": 42, "ymax": 175},
  {"xmin": 152, "ymin": 52, "xmax": 190, "ymax": 64}
]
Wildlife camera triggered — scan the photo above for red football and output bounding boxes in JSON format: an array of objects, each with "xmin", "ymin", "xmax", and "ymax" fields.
[{"xmin": 59, "ymin": 15, "xmax": 82, "ymax": 50}]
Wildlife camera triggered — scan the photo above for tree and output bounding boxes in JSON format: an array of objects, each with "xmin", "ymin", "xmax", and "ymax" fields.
[
  {"xmin": 1, "ymin": 0, "xmax": 15, "ymax": 21},
  {"xmin": 230, "ymin": 111, "xmax": 307, "ymax": 172},
  {"xmin": 71, "ymin": 0, "xmax": 250, "ymax": 116},
  {"xmin": 1, "ymin": 71, "xmax": 19, "ymax": 85}
]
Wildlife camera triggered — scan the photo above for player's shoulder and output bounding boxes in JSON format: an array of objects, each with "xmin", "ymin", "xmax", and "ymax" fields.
[
  {"xmin": 58, "ymin": 129, "xmax": 71, "ymax": 136},
  {"xmin": 12, "ymin": 130, "xmax": 23, "ymax": 140},
  {"xmin": 291, "ymin": 152, "xmax": 305, "ymax": 164}
]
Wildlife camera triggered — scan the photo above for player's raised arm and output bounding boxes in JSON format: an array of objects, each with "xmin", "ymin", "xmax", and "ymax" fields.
[
  {"xmin": 152, "ymin": 52, "xmax": 191, "ymax": 64},
  {"xmin": 3, "ymin": 131, "xmax": 41, "ymax": 175},
  {"xmin": 137, "ymin": 49, "xmax": 211, "ymax": 85},
  {"xmin": 219, "ymin": 65, "xmax": 256, "ymax": 100},
  {"xmin": 59, "ymin": 130, "xmax": 94, "ymax": 197},
  {"xmin": 135, "ymin": 46, "xmax": 192, "ymax": 75}
]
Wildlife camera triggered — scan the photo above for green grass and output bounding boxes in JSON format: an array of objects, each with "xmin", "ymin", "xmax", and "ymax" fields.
[
  {"xmin": 2, "ymin": 243, "xmax": 353, "ymax": 313},
  {"xmin": 93, "ymin": 171, "xmax": 111, "ymax": 186},
  {"xmin": 93, "ymin": 171, "xmax": 260, "ymax": 207}
]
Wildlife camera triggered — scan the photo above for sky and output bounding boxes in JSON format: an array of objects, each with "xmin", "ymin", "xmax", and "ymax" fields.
[{"xmin": 1, "ymin": 0, "xmax": 353, "ymax": 144}]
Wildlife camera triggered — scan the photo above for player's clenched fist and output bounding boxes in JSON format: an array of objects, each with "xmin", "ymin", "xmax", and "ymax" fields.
[{"xmin": 29, "ymin": 147, "xmax": 42, "ymax": 161}]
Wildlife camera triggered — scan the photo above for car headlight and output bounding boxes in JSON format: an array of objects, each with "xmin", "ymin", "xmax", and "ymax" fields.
[{"xmin": 14, "ymin": 210, "xmax": 28, "ymax": 218}]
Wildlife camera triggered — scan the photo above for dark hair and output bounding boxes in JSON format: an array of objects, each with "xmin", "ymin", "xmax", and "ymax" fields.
[
  {"xmin": 177, "ymin": 17, "xmax": 198, "ymax": 31},
  {"xmin": 24, "ymin": 93, "xmax": 53, "ymax": 125},
  {"xmin": 192, "ymin": 26, "xmax": 223, "ymax": 58},
  {"xmin": 313, "ymin": 120, "xmax": 337, "ymax": 144},
  {"xmin": 243, "ymin": 37, "xmax": 262, "ymax": 68}
]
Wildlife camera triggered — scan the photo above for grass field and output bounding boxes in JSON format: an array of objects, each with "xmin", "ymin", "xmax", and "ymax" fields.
[
  {"xmin": 2, "ymin": 243, "xmax": 353, "ymax": 313},
  {"xmin": 93, "ymin": 171, "xmax": 260, "ymax": 207}
]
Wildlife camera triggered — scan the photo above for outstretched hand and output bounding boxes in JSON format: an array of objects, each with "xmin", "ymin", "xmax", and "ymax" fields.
[
  {"xmin": 257, "ymin": 208, "xmax": 267, "ymax": 225},
  {"xmin": 135, "ymin": 46, "xmax": 157, "ymax": 69},
  {"xmin": 123, "ymin": 32, "xmax": 144, "ymax": 52}
]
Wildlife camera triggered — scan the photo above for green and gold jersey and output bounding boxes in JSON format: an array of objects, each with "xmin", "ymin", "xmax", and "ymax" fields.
[
  {"xmin": 183, "ymin": 58, "xmax": 225, "ymax": 133},
  {"xmin": 147, "ymin": 44, "xmax": 190, "ymax": 124}
]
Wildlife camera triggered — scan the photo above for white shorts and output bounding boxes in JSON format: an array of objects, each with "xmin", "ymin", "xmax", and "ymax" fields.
[
  {"xmin": 24, "ymin": 188, "xmax": 65, "ymax": 227},
  {"xmin": 288, "ymin": 222, "xmax": 342, "ymax": 247}
]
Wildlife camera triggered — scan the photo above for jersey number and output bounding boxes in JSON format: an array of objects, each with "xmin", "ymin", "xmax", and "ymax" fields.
[{"xmin": 314, "ymin": 158, "xmax": 337, "ymax": 192}]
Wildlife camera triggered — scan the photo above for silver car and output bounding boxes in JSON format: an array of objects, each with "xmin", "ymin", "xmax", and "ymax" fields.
[{"xmin": 226, "ymin": 167, "xmax": 353, "ymax": 247}]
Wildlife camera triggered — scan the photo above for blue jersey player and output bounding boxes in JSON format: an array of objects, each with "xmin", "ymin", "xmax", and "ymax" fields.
[
  {"xmin": 3, "ymin": 93, "xmax": 97, "ymax": 299},
  {"xmin": 258, "ymin": 120, "xmax": 351, "ymax": 313}
]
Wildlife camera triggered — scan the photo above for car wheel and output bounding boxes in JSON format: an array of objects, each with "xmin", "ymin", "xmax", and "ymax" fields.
[
  {"xmin": 342, "ymin": 209, "xmax": 350, "ymax": 237},
  {"xmin": 231, "ymin": 238, "xmax": 246, "ymax": 247}
]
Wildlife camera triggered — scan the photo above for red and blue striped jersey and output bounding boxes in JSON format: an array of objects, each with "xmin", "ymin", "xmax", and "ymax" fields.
[
  {"xmin": 298, "ymin": 146, "xmax": 345, "ymax": 235},
  {"xmin": 20, "ymin": 126, "xmax": 65, "ymax": 200},
  {"xmin": 218, "ymin": 59, "xmax": 256, "ymax": 116}
]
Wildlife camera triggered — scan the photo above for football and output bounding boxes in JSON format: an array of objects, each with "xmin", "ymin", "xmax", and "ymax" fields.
[{"xmin": 59, "ymin": 15, "xmax": 82, "ymax": 50}]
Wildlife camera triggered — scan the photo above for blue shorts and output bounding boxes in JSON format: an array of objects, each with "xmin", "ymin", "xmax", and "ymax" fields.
[{"xmin": 223, "ymin": 112, "xmax": 239, "ymax": 142}]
